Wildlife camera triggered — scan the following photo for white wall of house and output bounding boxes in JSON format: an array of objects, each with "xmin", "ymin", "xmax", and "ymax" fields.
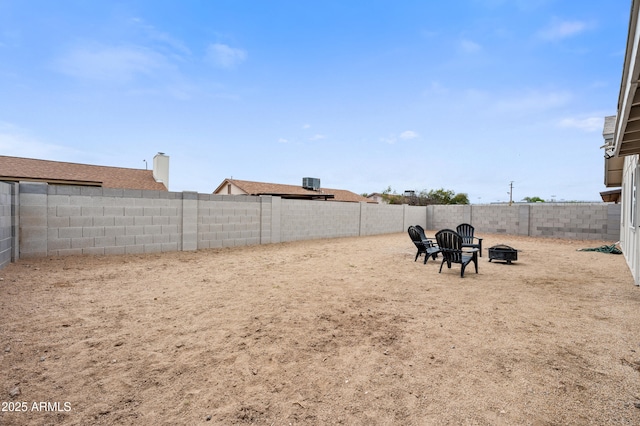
[
  {"xmin": 366, "ymin": 194, "xmax": 387, "ymax": 204},
  {"xmin": 215, "ymin": 181, "xmax": 248, "ymax": 195},
  {"xmin": 604, "ymin": 0, "xmax": 640, "ymax": 286},
  {"xmin": 620, "ymin": 154, "xmax": 640, "ymax": 285}
]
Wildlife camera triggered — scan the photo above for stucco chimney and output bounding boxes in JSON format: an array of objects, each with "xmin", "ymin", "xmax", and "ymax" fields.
[{"xmin": 153, "ymin": 152, "xmax": 169, "ymax": 190}]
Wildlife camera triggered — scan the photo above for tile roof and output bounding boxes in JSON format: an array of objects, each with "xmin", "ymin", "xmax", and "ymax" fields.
[
  {"xmin": 0, "ymin": 155, "xmax": 167, "ymax": 191},
  {"xmin": 216, "ymin": 179, "xmax": 373, "ymax": 203}
]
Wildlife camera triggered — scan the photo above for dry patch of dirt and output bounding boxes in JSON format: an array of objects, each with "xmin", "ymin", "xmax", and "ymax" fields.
[{"xmin": 1, "ymin": 232, "xmax": 639, "ymax": 425}]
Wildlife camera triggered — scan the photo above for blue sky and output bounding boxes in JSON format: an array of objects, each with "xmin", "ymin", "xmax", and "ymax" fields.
[{"xmin": 0, "ymin": 0, "xmax": 631, "ymax": 202}]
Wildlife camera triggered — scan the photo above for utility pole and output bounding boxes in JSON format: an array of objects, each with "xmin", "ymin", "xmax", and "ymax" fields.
[{"xmin": 508, "ymin": 181, "xmax": 514, "ymax": 206}]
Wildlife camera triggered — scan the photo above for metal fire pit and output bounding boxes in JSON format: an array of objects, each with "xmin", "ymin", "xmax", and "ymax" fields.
[{"xmin": 488, "ymin": 244, "xmax": 518, "ymax": 264}]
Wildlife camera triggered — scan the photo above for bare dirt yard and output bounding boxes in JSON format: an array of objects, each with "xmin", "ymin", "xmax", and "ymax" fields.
[{"xmin": 1, "ymin": 232, "xmax": 640, "ymax": 425}]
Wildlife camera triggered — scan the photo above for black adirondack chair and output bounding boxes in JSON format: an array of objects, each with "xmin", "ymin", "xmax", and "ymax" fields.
[
  {"xmin": 456, "ymin": 223, "xmax": 483, "ymax": 257},
  {"xmin": 408, "ymin": 226, "xmax": 440, "ymax": 264},
  {"xmin": 435, "ymin": 229, "xmax": 479, "ymax": 277},
  {"xmin": 415, "ymin": 225, "xmax": 438, "ymax": 247}
]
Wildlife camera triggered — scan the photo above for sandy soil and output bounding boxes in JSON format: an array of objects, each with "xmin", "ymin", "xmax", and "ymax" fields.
[{"xmin": 1, "ymin": 232, "xmax": 640, "ymax": 425}]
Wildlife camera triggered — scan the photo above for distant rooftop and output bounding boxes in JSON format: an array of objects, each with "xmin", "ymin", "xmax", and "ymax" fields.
[
  {"xmin": 0, "ymin": 155, "xmax": 167, "ymax": 191},
  {"xmin": 214, "ymin": 178, "xmax": 373, "ymax": 203}
]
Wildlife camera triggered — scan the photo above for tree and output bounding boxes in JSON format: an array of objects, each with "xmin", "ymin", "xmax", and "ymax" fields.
[
  {"xmin": 450, "ymin": 193, "xmax": 470, "ymax": 204},
  {"xmin": 380, "ymin": 187, "xmax": 470, "ymax": 205},
  {"xmin": 381, "ymin": 186, "xmax": 403, "ymax": 204},
  {"xmin": 427, "ymin": 189, "xmax": 455, "ymax": 204},
  {"xmin": 522, "ymin": 196, "xmax": 545, "ymax": 203},
  {"xmin": 426, "ymin": 188, "xmax": 469, "ymax": 205}
]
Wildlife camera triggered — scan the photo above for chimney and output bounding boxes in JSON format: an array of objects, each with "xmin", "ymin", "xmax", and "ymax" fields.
[{"xmin": 153, "ymin": 152, "xmax": 170, "ymax": 190}]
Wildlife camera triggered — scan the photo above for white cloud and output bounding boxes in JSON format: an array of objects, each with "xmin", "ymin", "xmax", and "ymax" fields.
[
  {"xmin": 130, "ymin": 17, "xmax": 192, "ymax": 57},
  {"xmin": 558, "ymin": 117, "xmax": 603, "ymax": 132},
  {"xmin": 459, "ymin": 38, "xmax": 482, "ymax": 53},
  {"xmin": 309, "ymin": 134, "xmax": 326, "ymax": 141},
  {"xmin": 537, "ymin": 20, "xmax": 588, "ymax": 41},
  {"xmin": 206, "ymin": 43, "xmax": 247, "ymax": 69},
  {"xmin": 381, "ymin": 135, "xmax": 397, "ymax": 144},
  {"xmin": 53, "ymin": 39, "xmax": 198, "ymax": 99},
  {"xmin": 278, "ymin": 138, "xmax": 289, "ymax": 143},
  {"xmin": 381, "ymin": 131, "xmax": 419, "ymax": 144},
  {"xmin": 423, "ymin": 81, "xmax": 449, "ymax": 97},
  {"xmin": 0, "ymin": 122, "xmax": 75, "ymax": 159},
  {"xmin": 54, "ymin": 44, "xmax": 169, "ymax": 82},
  {"xmin": 399, "ymin": 130, "xmax": 419, "ymax": 140},
  {"xmin": 302, "ymin": 124, "xmax": 311, "ymax": 129}
]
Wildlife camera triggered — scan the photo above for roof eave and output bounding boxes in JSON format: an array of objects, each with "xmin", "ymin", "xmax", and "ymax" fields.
[
  {"xmin": 212, "ymin": 178, "xmax": 233, "ymax": 194},
  {"xmin": 255, "ymin": 192, "xmax": 336, "ymax": 200},
  {"xmin": 604, "ymin": 155, "xmax": 624, "ymax": 187},
  {"xmin": 0, "ymin": 177, "xmax": 103, "ymax": 187},
  {"xmin": 600, "ymin": 188, "xmax": 622, "ymax": 203},
  {"xmin": 613, "ymin": 0, "xmax": 640, "ymax": 157}
]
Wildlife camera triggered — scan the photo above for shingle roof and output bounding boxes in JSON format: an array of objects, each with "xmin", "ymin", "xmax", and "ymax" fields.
[
  {"xmin": 0, "ymin": 155, "xmax": 167, "ymax": 191},
  {"xmin": 215, "ymin": 179, "xmax": 373, "ymax": 203}
]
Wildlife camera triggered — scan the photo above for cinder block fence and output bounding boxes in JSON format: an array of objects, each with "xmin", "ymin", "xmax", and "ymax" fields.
[
  {"xmin": 0, "ymin": 181, "xmax": 621, "ymax": 267},
  {"xmin": 0, "ymin": 182, "xmax": 16, "ymax": 268}
]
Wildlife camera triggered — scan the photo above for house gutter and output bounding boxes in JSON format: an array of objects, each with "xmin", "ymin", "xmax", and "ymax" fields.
[{"xmin": 614, "ymin": 0, "xmax": 640, "ymax": 157}]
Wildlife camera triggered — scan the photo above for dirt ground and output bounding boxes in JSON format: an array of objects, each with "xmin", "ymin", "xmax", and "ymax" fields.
[{"xmin": 1, "ymin": 231, "xmax": 640, "ymax": 425}]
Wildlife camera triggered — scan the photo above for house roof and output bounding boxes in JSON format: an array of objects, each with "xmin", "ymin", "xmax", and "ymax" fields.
[
  {"xmin": 600, "ymin": 188, "xmax": 621, "ymax": 203},
  {"xmin": 603, "ymin": 116, "xmax": 624, "ymax": 188},
  {"xmin": 611, "ymin": 0, "xmax": 640, "ymax": 157},
  {"xmin": 0, "ymin": 155, "xmax": 167, "ymax": 191},
  {"xmin": 214, "ymin": 178, "xmax": 373, "ymax": 203}
]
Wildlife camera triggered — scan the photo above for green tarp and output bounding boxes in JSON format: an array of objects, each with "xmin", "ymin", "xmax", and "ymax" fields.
[{"xmin": 577, "ymin": 244, "xmax": 622, "ymax": 255}]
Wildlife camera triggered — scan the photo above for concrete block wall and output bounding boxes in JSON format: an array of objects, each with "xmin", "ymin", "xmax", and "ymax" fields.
[
  {"xmin": 424, "ymin": 203, "xmax": 619, "ymax": 242},
  {"xmin": 0, "ymin": 182, "xmax": 15, "ymax": 268},
  {"xmin": 360, "ymin": 203, "xmax": 407, "ymax": 236},
  {"xmin": 43, "ymin": 184, "xmax": 184, "ymax": 256},
  {"xmin": 470, "ymin": 204, "xmax": 522, "ymax": 235},
  {"xmin": 402, "ymin": 205, "xmax": 427, "ymax": 233},
  {"xmin": 529, "ymin": 203, "xmax": 620, "ymax": 241},
  {"xmin": 19, "ymin": 183, "xmax": 48, "ymax": 258},
  {"xmin": 607, "ymin": 203, "xmax": 622, "ymax": 242},
  {"xmin": 182, "ymin": 192, "xmax": 198, "ymax": 251},
  {"xmin": 197, "ymin": 194, "xmax": 262, "ymax": 248},
  {"xmin": 264, "ymin": 196, "xmax": 281, "ymax": 244},
  {"xmin": 5, "ymin": 181, "xmax": 621, "ymax": 267},
  {"xmin": 280, "ymin": 199, "xmax": 361, "ymax": 242},
  {"xmin": 428, "ymin": 205, "xmax": 468, "ymax": 231}
]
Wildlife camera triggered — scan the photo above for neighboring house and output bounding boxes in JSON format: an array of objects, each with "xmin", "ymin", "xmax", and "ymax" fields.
[
  {"xmin": 213, "ymin": 178, "xmax": 373, "ymax": 203},
  {"xmin": 0, "ymin": 152, "xmax": 169, "ymax": 191},
  {"xmin": 366, "ymin": 192, "xmax": 388, "ymax": 204},
  {"xmin": 603, "ymin": 0, "xmax": 640, "ymax": 286}
]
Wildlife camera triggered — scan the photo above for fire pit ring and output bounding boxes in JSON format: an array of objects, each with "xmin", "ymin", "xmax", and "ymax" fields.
[{"xmin": 488, "ymin": 244, "xmax": 518, "ymax": 264}]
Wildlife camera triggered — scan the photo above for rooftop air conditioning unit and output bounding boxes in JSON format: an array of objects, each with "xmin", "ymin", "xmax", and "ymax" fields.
[{"xmin": 302, "ymin": 177, "xmax": 321, "ymax": 191}]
